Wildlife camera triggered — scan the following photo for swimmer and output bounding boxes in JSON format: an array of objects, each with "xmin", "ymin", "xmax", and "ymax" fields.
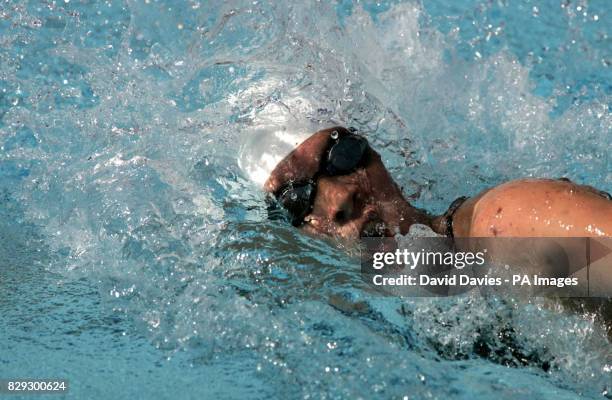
[
  {"xmin": 240, "ymin": 126, "xmax": 612, "ymax": 334},
  {"xmin": 258, "ymin": 126, "xmax": 612, "ymax": 240}
]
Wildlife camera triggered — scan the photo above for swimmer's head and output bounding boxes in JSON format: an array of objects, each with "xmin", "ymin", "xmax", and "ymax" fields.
[{"xmin": 264, "ymin": 127, "xmax": 430, "ymax": 239}]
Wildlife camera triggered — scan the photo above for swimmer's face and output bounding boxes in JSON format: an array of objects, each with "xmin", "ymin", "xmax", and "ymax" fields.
[{"xmin": 265, "ymin": 127, "xmax": 416, "ymax": 239}]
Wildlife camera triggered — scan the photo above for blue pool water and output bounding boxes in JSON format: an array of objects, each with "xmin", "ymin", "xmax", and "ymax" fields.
[{"xmin": 1, "ymin": 0, "xmax": 610, "ymax": 399}]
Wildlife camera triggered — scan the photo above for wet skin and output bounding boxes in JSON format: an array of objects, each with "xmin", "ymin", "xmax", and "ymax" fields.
[
  {"xmin": 265, "ymin": 127, "xmax": 612, "ymax": 239},
  {"xmin": 449, "ymin": 178, "xmax": 612, "ymax": 238}
]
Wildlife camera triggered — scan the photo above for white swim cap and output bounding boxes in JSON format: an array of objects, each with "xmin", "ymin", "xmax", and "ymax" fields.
[{"xmin": 238, "ymin": 103, "xmax": 317, "ymax": 187}]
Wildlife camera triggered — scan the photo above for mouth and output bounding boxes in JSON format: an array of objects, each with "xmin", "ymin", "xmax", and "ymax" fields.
[{"xmin": 360, "ymin": 208, "xmax": 389, "ymax": 237}]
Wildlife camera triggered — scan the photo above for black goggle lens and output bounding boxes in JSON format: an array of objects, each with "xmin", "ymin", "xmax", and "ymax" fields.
[
  {"xmin": 277, "ymin": 181, "xmax": 315, "ymax": 226},
  {"xmin": 326, "ymin": 134, "xmax": 368, "ymax": 175}
]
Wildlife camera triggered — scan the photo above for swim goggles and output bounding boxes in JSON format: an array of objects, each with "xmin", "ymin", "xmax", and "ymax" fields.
[{"xmin": 273, "ymin": 129, "xmax": 369, "ymax": 226}]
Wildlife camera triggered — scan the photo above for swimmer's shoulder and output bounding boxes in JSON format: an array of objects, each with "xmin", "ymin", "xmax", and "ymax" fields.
[{"xmin": 453, "ymin": 178, "xmax": 612, "ymax": 237}]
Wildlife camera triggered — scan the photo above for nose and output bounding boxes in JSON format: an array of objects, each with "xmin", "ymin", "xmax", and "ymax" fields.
[{"xmin": 314, "ymin": 177, "xmax": 360, "ymax": 224}]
